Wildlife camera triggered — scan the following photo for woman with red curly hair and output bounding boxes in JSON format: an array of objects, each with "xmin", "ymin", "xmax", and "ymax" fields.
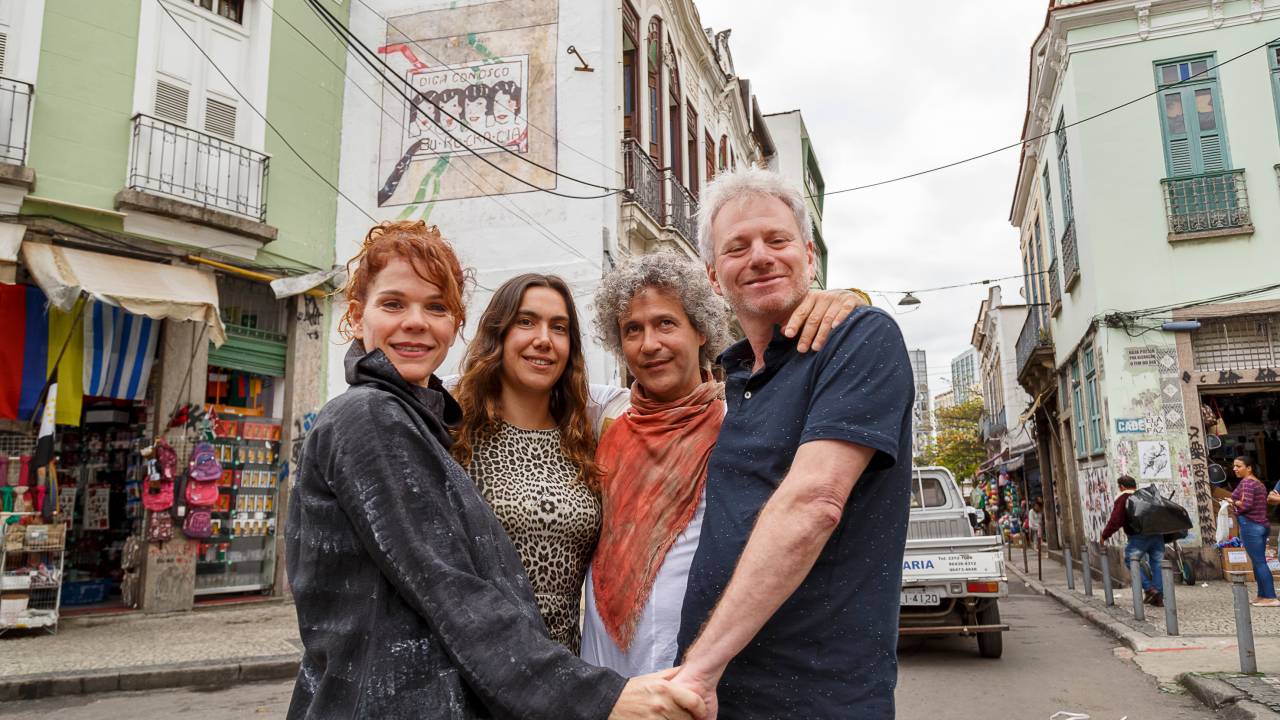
[
  {"xmin": 451, "ymin": 274, "xmax": 601, "ymax": 654},
  {"xmin": 284, "ymin": 221, "xmax": 701, "ymax": 720}
]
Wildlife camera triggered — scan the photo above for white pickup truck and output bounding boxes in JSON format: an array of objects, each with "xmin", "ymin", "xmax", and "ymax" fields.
[{"xmin": 899, "ymin": 466, "xmax": 1009, "ymax": 658}]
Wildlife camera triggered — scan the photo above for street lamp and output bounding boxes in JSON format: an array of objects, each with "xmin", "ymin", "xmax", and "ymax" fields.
[{"xmin": 899, "ymin": 292, "xmax": 921, "ymax": 307}]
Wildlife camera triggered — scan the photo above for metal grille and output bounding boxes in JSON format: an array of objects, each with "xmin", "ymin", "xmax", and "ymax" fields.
[
  {"xmin": 1161, "ymin": 169, "xmax": 1250, "ymax": 237},
  {"xmin": 0, "ymin": 76, "xmax": 32, "ymax": 165},
  {"xmin": 217, "ymin": 274, "xmax": 288, "ymax": 333},
  {"xmin": 666, "ymin": 171, "xmax": 697, "ymax": 248},
  {"xmin": 1191, "ymin": 315, "xmax": 1280, "ymax": 371},
  {"xmin": 623, "ymin": 138, "xmax": 664, "ymax": 225},
  {"xmin": 1048, "ymin": 257, "xmax": 1062, "ymax": 310},
  {"xmin": 1061, "ymin": 219, "xmax": 1079, "ymax": 285},
  {"xmin": 126, "ymin": 113, "xmax": 269, "ymax": 222}
]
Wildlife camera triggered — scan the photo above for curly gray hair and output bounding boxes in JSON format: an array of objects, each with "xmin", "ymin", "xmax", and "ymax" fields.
[
  {"xmin": 593, "ymin": 253, "xmax": 733, "ymax": 367},
  {"xmin": 696, "ymin": 166, "xmax": 814, "ymax": 263}
]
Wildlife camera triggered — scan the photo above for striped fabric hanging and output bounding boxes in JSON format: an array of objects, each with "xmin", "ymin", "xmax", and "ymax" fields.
[{"xmin": 83, "ymin": 301, "xmax": 159, "ymax": 401}]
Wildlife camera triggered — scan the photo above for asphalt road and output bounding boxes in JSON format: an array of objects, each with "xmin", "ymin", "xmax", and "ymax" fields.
[{"xmin": 1, "ymin": 579, "xmax": 1219, "ymax": 719}]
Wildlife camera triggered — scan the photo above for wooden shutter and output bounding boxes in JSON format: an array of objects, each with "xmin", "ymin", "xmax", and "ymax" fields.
[
  {"xmin": 1160, "ymin": 83, "xmax": 1229, "ymax": 176},
  {"xmin": 154, "ymin": 79, "xmax": 191, "ymax": 125},
  {"xmin": 704, "ymin": 130, "xmax": 714, "ymax": 183},
  {"xmin": 686, "ymin": 103, "xmax": 698, "ymax": 198}
]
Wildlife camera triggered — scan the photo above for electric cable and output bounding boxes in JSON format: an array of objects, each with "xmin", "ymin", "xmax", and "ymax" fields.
[
  {"xmin": 262, "ymin": 0, "xmax": 601, "ymax": 273},
  {"xmin": 348, "ymin": 0, "xmax": 623, "ymax": 180},
  {"xmin": 811, "ymin": 35, "xmax": 1279, "ymax": 199},
  {"xmin": 155, "ymin": 0, "xmax": 379, "ymax": 225},
  {"xmin": 305, "ymin": 0, "xmax": 625, "ymax": 197}
]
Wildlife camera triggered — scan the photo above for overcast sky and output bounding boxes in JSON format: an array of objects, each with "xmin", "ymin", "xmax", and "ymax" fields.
[{"xmin": 693, "ymin": 0, "xmax": 1048, "ymax": 395}]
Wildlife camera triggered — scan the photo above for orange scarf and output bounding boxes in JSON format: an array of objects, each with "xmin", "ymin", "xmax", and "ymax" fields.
[{"xmin": 591, "ymin": 376, "xmax": 725, "ymax": 650}]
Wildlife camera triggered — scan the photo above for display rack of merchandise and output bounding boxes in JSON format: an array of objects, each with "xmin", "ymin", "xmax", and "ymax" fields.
[
  {"xmin": 193, "ymin": 417, "xmax": 283, "ymax": 596},
  {"xmin": 1, "ymin": 519, "xmax": 68, "ymax": 636}
]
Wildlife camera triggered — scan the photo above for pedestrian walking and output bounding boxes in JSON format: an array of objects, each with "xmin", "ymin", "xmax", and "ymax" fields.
[
  {"xmin": 1100, "ymin": 475, "xmax": 1165, "ymax": 607},
  {"xmin": 1231, "ymin": 454, "xmax": 1280, "ymax": 607}
]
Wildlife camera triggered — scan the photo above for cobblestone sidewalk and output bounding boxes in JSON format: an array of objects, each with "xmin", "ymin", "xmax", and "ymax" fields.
[{"xmin": 0, "ymin": 601, "xmax": 300, "ymax": 701}]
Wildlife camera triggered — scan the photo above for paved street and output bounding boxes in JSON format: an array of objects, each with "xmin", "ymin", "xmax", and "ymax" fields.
[
  {"xmin": 897, "ymin": 577, "xmax": 1216, "ymax": 720},
  {"xmin": 1, "ymin": 578, "xmax": 1219, "ymax": 719}
]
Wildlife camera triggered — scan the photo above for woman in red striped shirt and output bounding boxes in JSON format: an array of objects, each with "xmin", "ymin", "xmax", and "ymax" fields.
[{"xmin": 1232, "ymin": 454, "xmax": 1279, "ymax": 607}]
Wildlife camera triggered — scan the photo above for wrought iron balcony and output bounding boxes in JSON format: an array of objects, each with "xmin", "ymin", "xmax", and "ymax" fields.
[
  {"xmin": 1061, "ymin": 219, "xmax": 1079, "ymax": 290},
  {"xmin": 622, "ymin": 138, "xmax": 664, "ymax": 226},
  {"xmin": 0, "ymin": 77, "xmax": 33, "ymax": 166},
  {"xmin": 1048, "ymin": 258, "xmax": 1061, "ymax": 314},
  {"xmin": 126, "ymin": 114, "xmax": 269, "ymax": 222},
  {"xmin": 1161, "ymin": 169, "xmax": 1252, "ymax": 241},
  {"xmin": 666, "ymin": 171, "xmax": 697, "ymax": 248},
  {"xmin": 1016, "ymin": 307, "xmax": 1053, "ymax": 379}
]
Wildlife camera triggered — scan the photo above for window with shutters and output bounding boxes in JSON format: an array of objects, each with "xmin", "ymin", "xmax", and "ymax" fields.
[
  {"xmin": 1155, "ymin": 55, "xmax": 1231, "ymax": 177},
  {"xmin": 621, "ymin": 1, "xmax": 639, "ymax": 140},
  {"xmin": 1071, "ymin": 358, "xmax": 1086, "ymax": 459},
  {"xmin": 1054, "ymin": 115, "xmax": 1075, "ymax": 227},
  {"xmin": 1270, "ymin": 44, "xmax": 1280, "ymax": 136},
  {"xmin": 686, "ymin": 103, "xmax": 698, "ymax": 199},
  {"xmin": 705, "ymin": 130, "xmax": 714, "ymax": 184},
  {"xmin": 1041, "ymin": 165, "xmax": 1056, "ymax": 255},
  {"xmin": 718, "ymin": 135, "xmax": 727, "ymax": 172},
  {"xmin": 148, "ymin": 0, "xmax": 249, "ymax": 142},
  {"xmin": 1083, "ymin": 345, "xmax": 1102, "ymax": 454},
  {"xmin": 666, "ymin": 39, "xmax": 682, "ymax": 187},
  {"xmin": 646, "ymin": 17, "xmax": 663, "ymax": 165}
]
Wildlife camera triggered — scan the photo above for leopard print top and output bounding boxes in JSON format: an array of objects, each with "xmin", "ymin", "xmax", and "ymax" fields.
[{"xmin": 470, "ymin": 422, "xmax": 601, "ymax": 653}]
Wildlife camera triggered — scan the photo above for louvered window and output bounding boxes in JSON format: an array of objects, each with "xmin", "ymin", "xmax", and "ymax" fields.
[
  {"xmin": 0, "ymin": 31, "xmax": 7, "ymax": 76},
  {"xmin": 203, "ymin": 97, "xmax": 237, "ymax": 140},
  {"xmin": 154, "ymin": 79, "xmax": 191, "ymax": 125},
  {"xmin": 1269, "ymin": 44, "xmax": 1280, "ymax": 131},
  {"xmin": 1155, "ymin": 55, "xmax": 1230, "ymax": 177},
  {"xmin": 1054, "ymin": 115, "xmax": 1075, "ymax": 226}
]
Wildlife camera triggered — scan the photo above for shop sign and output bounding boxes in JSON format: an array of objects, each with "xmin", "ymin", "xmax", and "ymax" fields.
[
  {"xmin": 1126, "ymin": 347, "xmax": 1160, "ymax": 368},
  {"xmin": 1116, "ymin": 418, "xmax": 1149, "ymax": 433}
]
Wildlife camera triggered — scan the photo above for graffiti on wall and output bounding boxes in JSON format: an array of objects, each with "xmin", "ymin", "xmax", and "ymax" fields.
[
  {"xmin": 376, "ymin": 0, "xmax": 558, "ymax": 211},
  {"xmin": 1187, "ymin": 425, "xmax": 1216, "ymax": 537},
  {"xmin": 1079, "ymin": 464, "xmax": 1113, "ymax": 544}
]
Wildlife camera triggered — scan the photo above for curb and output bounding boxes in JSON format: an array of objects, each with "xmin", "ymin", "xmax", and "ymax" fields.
[
  {"xmin": 1179, "ymin": 674, "xmax": 1280, "ymax": 720},
  {"xmin": 0, "ymin": 654, "xmax": 299, "ymax": 702},
  {"xmin": 1008, "ymin": 564, "xmax": 1154, "ymax": 652}
]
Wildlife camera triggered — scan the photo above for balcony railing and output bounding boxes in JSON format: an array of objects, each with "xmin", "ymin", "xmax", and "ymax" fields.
[
  {"xmin": 622, "ymin": 138, "xmax": 664, "ymax": 225},
  {"xmin": 1061, "ymin": 219, "xmax": 1079, "ymax": 289},
  {"xmin": 1048, "ymin": 257, "xmax": 1061, "ymax": 313},
  {"xmin": 1161, "ymin": 169, "xmax": 1251, "ymax": 239},
  {"xmin": 666, "ymin": 171, "xmax": 698, "ymax": 247},
  {"xmin": 0, "ymin": 77, "xmax": 33, "ymax": 165},
  {"xmin": 1016, "ymin": 306, "xmax": 1053, "ymax": 379},
  {"xmin": 126, "ymin": 114, "xmax": 269, "ymax": 222}
]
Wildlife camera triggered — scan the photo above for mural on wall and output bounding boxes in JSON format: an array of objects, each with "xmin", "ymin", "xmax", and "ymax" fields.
[
  {"xmin": 1079, "ymin": 464, "xmax": 1113, "ymax": 544},
  {"xmin": 376, "ymin": 0, "xmax": 558, "ymax": 214},
  {"xmin": 1138, "ymin": 440, "xmax": 1172, "ymax": 480}
]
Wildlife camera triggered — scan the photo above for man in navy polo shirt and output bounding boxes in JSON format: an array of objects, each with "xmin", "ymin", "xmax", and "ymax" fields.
[{"xmin": 673, "ymin": 167, "xmax": 914, "ymax": 719}]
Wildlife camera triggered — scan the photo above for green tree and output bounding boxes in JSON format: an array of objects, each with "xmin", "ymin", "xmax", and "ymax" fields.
[{"xmin": 916, "ymin": 396, "xmax": 985, "ymax": 482}]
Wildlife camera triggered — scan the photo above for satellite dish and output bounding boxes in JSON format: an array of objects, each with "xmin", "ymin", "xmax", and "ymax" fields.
[{"xmin": 1208, "ymin": 463, "xmax": 1228, "ymax": 485}]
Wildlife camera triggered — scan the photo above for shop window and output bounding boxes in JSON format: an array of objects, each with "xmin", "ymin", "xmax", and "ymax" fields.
[
  {"xmin": 1071, "ymin": 358, "xmax": 1086, "ymax": 459},
  {"xmin": 1083, "ymin": 345, "xmax": 1102, "ymax": 454},
  {"xmin": 1154, "ymin": 54, "xmax": 1230, "ymax": 176}
]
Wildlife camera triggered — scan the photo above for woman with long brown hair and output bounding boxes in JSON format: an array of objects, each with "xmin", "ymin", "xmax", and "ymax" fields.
[
  {"xmin": 286, "ymin": 224, "xmax": 701, "ymax": 719},
  {"xmin": 452, "ymin": 273, "xmax": 602, "ymax": 653}
]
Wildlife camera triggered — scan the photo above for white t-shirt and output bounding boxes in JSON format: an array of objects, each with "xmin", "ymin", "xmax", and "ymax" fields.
[{"xmin": 580, "ymin": 494, "xmax": 704, "ymax": 675}]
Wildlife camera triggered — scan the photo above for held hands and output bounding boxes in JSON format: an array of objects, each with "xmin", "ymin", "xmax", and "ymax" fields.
[
  {"xmin": 783, "ymin": 289, "xmax": 867, "ymax": 353},
  {"xmin": 609, "ymin": 667, "xmax": 706, "ymax": 720},
  {"xmin": 671, "ymin": 663, "xmax": 722, "ymax": 720}
]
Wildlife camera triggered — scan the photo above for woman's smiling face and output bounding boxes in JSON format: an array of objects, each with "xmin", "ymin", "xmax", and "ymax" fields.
[{"xmin": 351, "ymin": 257, "xmax": 459, "ymax": 386}]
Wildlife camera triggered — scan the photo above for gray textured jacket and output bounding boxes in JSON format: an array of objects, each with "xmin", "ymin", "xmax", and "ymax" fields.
[{"xmin": 286, "ymin": 345, "xmax": 626, "ymax": 719}]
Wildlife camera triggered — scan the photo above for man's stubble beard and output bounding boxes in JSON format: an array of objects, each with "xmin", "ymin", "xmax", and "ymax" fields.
[{"xmin": 725, "ymin": 279, "xmax": 809, "ymax": 328}]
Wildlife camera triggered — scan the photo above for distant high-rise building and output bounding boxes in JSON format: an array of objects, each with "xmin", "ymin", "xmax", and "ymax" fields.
[
  {"xmin": 951, "ymin": 348, "xmax": 979, "ymax": 404},
  {"xmin": 908, "ymin": 349, "xmax": 932, "ymax": 455}
]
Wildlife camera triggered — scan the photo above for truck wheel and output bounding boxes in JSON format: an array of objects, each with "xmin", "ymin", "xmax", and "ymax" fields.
[{"xmin": 976, "ymin": 601, "xmax": 1003, "ymax": 659}]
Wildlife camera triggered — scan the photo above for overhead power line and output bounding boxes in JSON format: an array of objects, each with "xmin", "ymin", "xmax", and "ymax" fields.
[
  {"xmin": 812, "ymin": 35, "xmax": 1279, "ymax": 198},
  {"xmin": 305, "ymin": 0, "xmax": 624, "ymax": 199}
]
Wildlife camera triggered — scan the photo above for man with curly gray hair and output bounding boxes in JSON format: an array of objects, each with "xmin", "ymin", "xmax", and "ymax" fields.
[
  {"xmin": 673, "ymin": 167, "xmax": 914, "ymax": 720},
  {"xmin": 580, "ymin": 252, "xmax": 863, "ymax": 679}
]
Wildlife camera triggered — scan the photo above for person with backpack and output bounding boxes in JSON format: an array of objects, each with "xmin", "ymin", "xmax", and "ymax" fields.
[
  {"xmin": 1231, "ymin": 454, "xmax": 1280, "ymax": 607},
  {"xmin": 1100, "ymin": 475, "xmax": 1164, "ymax": 607}
]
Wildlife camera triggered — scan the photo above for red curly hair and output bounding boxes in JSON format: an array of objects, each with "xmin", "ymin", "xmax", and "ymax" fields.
[{"xmin": 338, "ymin": 221, "xmax": 470, "ymax": 339}]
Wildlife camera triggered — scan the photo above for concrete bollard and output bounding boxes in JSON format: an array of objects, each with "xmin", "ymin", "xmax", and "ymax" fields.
[
  {"xmin": 1037, "ymin": 536, "xmax": 1043, "ymax": 582},
  {"xmin": 1100, "ymin": 545, "xmax": 1115, "ymax": 606},
  {"xmin": 1231, "ymin": 574, "xmax": 1257, "ymax": 673},
  {"xmin": 1130, "ymin": 556, "xmax": 1145, "ymax": 621},
  {"xmin": 1065, "ymin": 545, "xmax": 1076, "ymax": 590},
  {"xmin": 1023, "ymin": 536, "xmax": 1030, "ymax": 574},
  {"xmin": 1081, "ymin": 544, "xmax": 1093, "ymax": 597},
  {"xmin": 1161, "ymin": 559, "xmax": 1179, "ymax": 636}
]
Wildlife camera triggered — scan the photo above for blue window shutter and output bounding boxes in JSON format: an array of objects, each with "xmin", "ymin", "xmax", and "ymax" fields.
[
  {"xmin": 1155, "ymin": 57, "xmax": 1231, "ymax": 176},
  {"xmin": 1041, "ymin": 166, "xmax": 1057, "ymax": 261}
]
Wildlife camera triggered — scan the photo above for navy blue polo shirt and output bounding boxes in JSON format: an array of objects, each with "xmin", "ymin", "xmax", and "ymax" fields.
[{"xmin": 677, "ymin": 306, "xmax": 914, "ymax": 719}]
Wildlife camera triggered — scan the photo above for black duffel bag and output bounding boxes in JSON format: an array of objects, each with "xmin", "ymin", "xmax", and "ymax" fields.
[{"xmin": 1125, "ymin": 484, "xmax": 1194, "ymax": 537}]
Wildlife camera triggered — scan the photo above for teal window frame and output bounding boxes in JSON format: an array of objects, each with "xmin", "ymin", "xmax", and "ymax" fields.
[
  {"xmin": 1083, "ymin": 345, "xmax": 1103, "ymax": 454},
  {"xmin": 1054, "ymin": 114, "xmax": 1075, "ymax": 228},
  {"xmin": 1041, "ymin": 166, "xmax": 1058, "ymax": 263},
  {"xmin": 1153, "ymin": 53, "xmax": 1231, "ymax": 177},
  {"xmin": 1269, "ymin": 43, "xmax": 1280, "ymax": 137},
  {"xmin": 1071, "ymin": 358, "xmax": 1087, "ymax": 459}
]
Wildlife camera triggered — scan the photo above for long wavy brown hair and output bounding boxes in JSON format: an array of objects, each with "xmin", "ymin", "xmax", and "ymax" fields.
[{"xmin": 451, "ymin": 274, "xmax": 601, "ymax": 488}]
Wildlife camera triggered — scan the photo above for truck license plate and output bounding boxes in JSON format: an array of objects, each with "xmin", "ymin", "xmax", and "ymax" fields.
[{"xmin": 900, "ymin": 591, "xmax": 941, "ymax": 606}]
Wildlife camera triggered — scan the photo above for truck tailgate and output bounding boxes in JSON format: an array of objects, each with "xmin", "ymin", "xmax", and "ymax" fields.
[{"xmin": 903, "ymin": 536, "xmax": 1005, "ymax": 583}]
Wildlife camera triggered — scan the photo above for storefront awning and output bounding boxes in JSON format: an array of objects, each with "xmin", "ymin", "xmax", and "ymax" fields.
[{"xmin": 20, "ymin": 242, "xmax": 227, "ymax": 346}]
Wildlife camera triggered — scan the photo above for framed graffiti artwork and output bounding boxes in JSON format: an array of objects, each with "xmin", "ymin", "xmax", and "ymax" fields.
[{"xmin": 375, "ymin": 0, "xmax": 558, "ymax": 208}]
